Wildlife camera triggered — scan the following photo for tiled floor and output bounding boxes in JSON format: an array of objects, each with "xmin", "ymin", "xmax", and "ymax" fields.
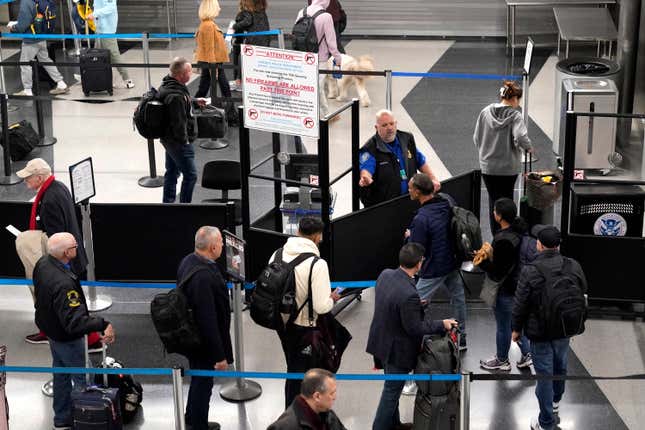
[{"xmin": 0, "ymin": 38, "xmax": 643, "ymax": 430}]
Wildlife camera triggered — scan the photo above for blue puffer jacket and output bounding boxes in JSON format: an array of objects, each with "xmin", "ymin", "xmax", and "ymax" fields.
[{"xmin": 408, "ymin": 195, "xmax": 457, "ymax": 279}]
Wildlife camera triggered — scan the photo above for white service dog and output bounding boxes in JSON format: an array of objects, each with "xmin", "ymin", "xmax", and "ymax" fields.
[{"xmin": 325, "ymin": 54, "xmax": 375, "ymax": 107}]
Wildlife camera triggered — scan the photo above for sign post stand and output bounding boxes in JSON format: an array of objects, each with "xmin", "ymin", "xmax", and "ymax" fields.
[{"xmin": 69, "ymin": 158, "xmax": 111, "ymax": 311}]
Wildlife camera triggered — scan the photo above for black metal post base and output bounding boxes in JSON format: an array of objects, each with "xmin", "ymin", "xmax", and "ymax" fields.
[
  {"xmin": 219, "ymin": 378, "xmax": 262, "ymax": 402},
  {"xmin": 199, "ymin": 138, "xmax": 229, "ymax": 150},
  {"xmin": 38, "ymin": 136, "xmax": 57, "ymax": 147},
  {"xmin": 0, "ymin": 174, "xmax": 21, "ymax": 185},
  {"xmin": 138, "ymin": 176, "xmax": 164, "ymax": 188}
]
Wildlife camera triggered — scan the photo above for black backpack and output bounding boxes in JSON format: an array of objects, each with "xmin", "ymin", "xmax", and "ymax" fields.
[
  {"xmin": 150, "ymin": 266, "xmax": 207, "ymax": 355},
  {"xmin": 534, "ymin": 258, "xmax": 587, "ymax": 339},
  {"xmin": 450, "ymin": 206, "xmax": 483, "ymax": 263},
  {"xmin": 250, "ymin": 249, "xmax": 316, "ymax": 331},
  {"xmin": 292, "ymin": 8, "xmax": 326, "ymax": 52},
  {"xmin": 133, "ymin": 87, "xmax": 167, "ymax": 139}
]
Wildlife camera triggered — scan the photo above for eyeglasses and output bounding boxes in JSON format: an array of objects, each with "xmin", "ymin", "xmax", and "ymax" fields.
[{"xmin": 67, "ymin": 245, "xmax": 78, "ymax": 251}]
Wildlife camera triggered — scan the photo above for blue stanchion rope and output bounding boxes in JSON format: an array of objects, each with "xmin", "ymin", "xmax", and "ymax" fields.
[
  {"xmin": 1, "ymin": 29, "xmax": 282, "ymax": 41},
  {"xmin": 0, "ymin": 278, "xmax": 375, "ymax": 289},
  {"xmin": 0, "ymin": 0, "xmax": 16, "ymax": 6},
  {"xmin": 392, "ymin": 71, "xmax": 521, "ymax": 81},
  {"xmin": 0, "ymin": 366, "xmax": 460, "ymax": 381}
]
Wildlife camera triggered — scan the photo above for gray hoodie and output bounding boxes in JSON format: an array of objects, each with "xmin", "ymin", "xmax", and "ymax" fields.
[{"xmin": 473, "ymin": 103, "xmax": 532, "ymax": 175}]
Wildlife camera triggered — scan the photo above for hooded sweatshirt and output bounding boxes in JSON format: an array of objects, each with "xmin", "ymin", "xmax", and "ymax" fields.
[
  {"xmin": 92, "ymin": 0, "xmax": 119, "ymax": 34},
  {"xmin": 295, "ymin": 0, "xmax": 342, "ymax": 65},
  {"xmin": 473, "ymin": 103, "xmax": 531, "ymax": 175},
  {"xmin": 269, "ymin": 236, "xmax": 333, "ymax": 327}
]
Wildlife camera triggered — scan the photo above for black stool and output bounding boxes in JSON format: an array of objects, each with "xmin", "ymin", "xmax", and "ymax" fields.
[{"xmin": 201, "ymin": 160, "xmax": 242, "ymax": 225}]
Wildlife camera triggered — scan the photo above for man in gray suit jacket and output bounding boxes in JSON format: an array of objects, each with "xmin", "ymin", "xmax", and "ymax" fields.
[{"xmin": 367, "ymin": 243, "xmax": 457, "ymax": 430}]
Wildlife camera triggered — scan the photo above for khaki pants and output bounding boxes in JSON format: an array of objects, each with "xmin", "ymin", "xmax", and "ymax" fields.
[{"xmin": 98, "ymin": 37, "xmax": 129, "ymax": 81}]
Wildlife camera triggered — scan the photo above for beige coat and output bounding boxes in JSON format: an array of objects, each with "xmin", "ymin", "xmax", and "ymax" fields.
[{"xmin": 15, "ymin": 230, "xmax": 48, "ymax": 301}]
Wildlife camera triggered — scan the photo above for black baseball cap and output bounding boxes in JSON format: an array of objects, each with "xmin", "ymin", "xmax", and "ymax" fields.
[{"xmin": 531, "ymin": 224, "xmax": 561, "ymax": 248}]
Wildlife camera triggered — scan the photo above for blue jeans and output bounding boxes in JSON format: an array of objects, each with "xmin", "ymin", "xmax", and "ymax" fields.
[
  {"xmin": 494, "ymin": 294, "xmax": 530, "ymax": 360},
  {"xmin": 185, "ymin": 355, "xmax": 215, "ymax": 430},
  {"xmin": 49, "ymin": 337, "xmax": 86, "ymax": 427},
  {"xmin": 417, "ymin": 270, "xmax": 467, "ymax": 335},
  {"xmin": 372, "ymin": 363, "xmax": 409, "ymax": 430},
  {"xmin": 163, "ymin": 143, "xmax": 197, "ymax": 203},
  {"xmin": 531, "ymin": 338, "xmax": 569, "ymax": 430}
]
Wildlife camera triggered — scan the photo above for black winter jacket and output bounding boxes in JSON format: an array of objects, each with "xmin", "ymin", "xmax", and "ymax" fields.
[
  {"xmin": 367, "ymin": 268, "xmax": 446, "ymax": 371},
  {"xmin": 233, "ymin": 10, "xmax": 270, "ymax": 46},
  {"xmin": 37, "ymin": 180, "xmax": 88, "ymax": 276},
  {"xmin": 478, "ymin": 226, "xmax": 523, "ymax": 296},
  {"xmin": 267, "ymin": 395, "xmax": 347, "ymax": 430},
  {"xmin": 33, "ymin": 255, "xmax": 109, "ymax": 342},
  {"xmin": 359, "ymin": 130, "xmax": 420, "ymax": 207},
  {"xmin": 511, "ymin": 250, "xmax": 588, "ymax": 341},
  {"xmin": 408, "ymin": 195, "xmax": 457, "ymax": 279},
  {"xmin": 159, "ymin": 75, "xmax": 196, "ymax": 149},
  {"xmin": 178, "ymin": 253, "xmax": 233, "ymax": 366}
]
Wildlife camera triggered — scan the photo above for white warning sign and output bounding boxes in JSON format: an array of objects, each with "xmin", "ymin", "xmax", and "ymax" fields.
[{"xmin": 241, "ymin": 45, "xmax": 319, "ymax": 138}]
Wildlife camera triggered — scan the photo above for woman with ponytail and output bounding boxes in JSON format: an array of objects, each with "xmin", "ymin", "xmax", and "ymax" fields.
[
  {"xmin": 478, "ymin": 197, "xmax": 532, "ymax": 371},
  {"xmin": 474, "ymin": 80, "xmax": 533, "ymax": 234}
]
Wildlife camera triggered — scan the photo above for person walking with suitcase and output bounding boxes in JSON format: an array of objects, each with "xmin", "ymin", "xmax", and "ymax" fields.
[
  {"xmin": 8, "ymin": 0, "xmax": 69, "ymax": 96},
  {"xmin": 86, "ymin": 0, "xmax": 135, "ymax": 89},
  {"xmin": 512, "ymin": 225, "xmax": 588, "ymax": 430},
  {"xmin": 33, "ymin": 233, "xmax": 116, "ymax": 430}
]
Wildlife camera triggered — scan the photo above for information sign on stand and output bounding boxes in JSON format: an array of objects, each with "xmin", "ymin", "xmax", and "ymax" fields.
[
  {"xmin": 220, "ymin": 230, "xmax": 262, "ymax": 402},
  {"xmin": 241, "ymin": 44, "xmax": 319, "ymax": 138},
  {"xmin": 69, "ymin": 158, "xmax": 96, "ymax": 204},
  {"xmin": 68, "ymin": 157, "xmax": 111, "ymax": 312}
]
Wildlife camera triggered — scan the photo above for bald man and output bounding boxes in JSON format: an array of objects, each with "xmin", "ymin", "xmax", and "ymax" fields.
[
  {"xmin": 358, "ymin": 109, "xmax": 440, "ymax": 208},
  {"xmin": 33, "ymin": 232, "xmax": 115, "ymax": 430},
  {"xmin": 179, "ymin": 226, "xmax": 233, "ymax": 430}
]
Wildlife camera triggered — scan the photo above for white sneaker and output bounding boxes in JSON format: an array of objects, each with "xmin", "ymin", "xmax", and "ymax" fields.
[
  {"xmin": 50, "ymin": 81, "xmax": 69, "ymax": 95},
  {"xmin": 13, "ymin": 89, "xmax": 33, "ymax": 96},
  {"xmin": 401, "ymin": 379, "xmax": 417, "ymax": 396},
  {"xmin": 530, "ymin": 416, "xmax": 546, "ymax": 430},
  {"xmin": 553, "ymin": 401, "xmax": 559, "ymax": 414},
  {"xmin": 517, "ymin": 353, "xmax": 533, "ymax": 369},
  {"xmin": 125, "ymin": 79, "xmax": 135, "ymax": 89}
]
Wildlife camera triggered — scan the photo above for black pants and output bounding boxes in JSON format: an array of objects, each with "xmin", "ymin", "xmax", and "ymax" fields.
[
  {"xmin": 232, "ymin": 44, "xmax": 241, "ymax": 81},
  {"xmin": 195, "ymin": 62, "xmax": 231, "ymax": 99},
  {"xmin": 185, "ymin": 355, "xmax": 214, "ymax": 430},
  {"xmin": 278, "ymin": 324, "xmax": 316, "ymax": 409},
  {"xmin": 482, "ymin": 174, "xmax": 517, "ymax": 234},
  {"xmin": 334, "ymin": 22, "xmax": 345, "ymax": 54}
]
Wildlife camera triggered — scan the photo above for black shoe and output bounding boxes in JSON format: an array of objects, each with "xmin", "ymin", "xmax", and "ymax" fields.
[{"xmin": 459, "ymin": 333, "xmax": 467, "ymax": 351}]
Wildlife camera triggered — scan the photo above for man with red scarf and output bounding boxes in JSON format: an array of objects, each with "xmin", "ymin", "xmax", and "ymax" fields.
[{"xmin": 16, "ymin": 158, "xmax": 101, "ymax": 352}]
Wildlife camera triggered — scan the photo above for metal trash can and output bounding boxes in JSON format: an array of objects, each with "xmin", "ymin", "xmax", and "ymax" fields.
[{"xmin": 553, "ymin": 57, "xmax": 621, "ymax": 155}]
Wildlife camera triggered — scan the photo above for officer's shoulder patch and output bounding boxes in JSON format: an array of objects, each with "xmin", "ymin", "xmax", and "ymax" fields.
[
  {"xmin": 360, "ymin": 152, "xmax": 371, "ymax": 164},
  {"xmin": 67, "ymin": 290, "xmax": 81, "ymax": 308}
]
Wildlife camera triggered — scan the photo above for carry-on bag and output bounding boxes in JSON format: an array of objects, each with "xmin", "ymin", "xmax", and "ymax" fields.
[
  {"xmin": 80, "ymin": 48, "xmax": 113, "ymax": 96},
  {"xmin": 413, "ymin": 329, "xmax": 460, "ymax": 430},
  {"xmin": 195, "ymin": 105, "xmax": 227, "ymax": 139},
  {"xmin": 1, "ymin": 120, "xmax": 39, "ymax": 161},
  {"xmin": 93, "ymin": 357, "xmax": 143, "ymax": 424},
  {"xmin": 72, "ymin": 338, "xmax": 123, "ymax": 429}
]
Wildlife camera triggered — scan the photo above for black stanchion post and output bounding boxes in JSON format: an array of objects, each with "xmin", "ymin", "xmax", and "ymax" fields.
[
  {"xmin": 0, "ymin": 93, "xmax": 21, "ymax": 185},
  {"xmin": 138, "ymin": 138, "xmax": 164, "ymax": 188},
  {"xmin": 272, "ymin": 132, "xmax": 281, "ymax": 213},
  {"xmin": 318, "ymin": 118, "xmax": 331, "ymax": 261},
  {"xmin": 200, "ymin": 63, "xmax": 229, "ymax": 150},
  {"xmin": 239, "ymin": 106, "xmax": 251, "ymax": 236},
  {"xmin": 31, "ymin": 59, "xmax": 57, "ymax": 147},
  {"xmin": 560, "ymin": 111, "xmax": 578, "ymax": 254},
  {"xmin": 351, "ymin": 99, "xmax": 360, "ymax": 212}
]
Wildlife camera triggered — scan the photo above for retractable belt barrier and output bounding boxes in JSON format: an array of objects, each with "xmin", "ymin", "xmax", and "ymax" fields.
[
  {"xmin": 0, "ymin": 278, "xmax": 375, "ymax": 290},
  {"xmin": 0, "ymin": 30, "xmax": 283, "ymax": 40}
]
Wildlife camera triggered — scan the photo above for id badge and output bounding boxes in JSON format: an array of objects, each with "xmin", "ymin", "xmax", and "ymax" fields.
[{"xmin": 400, "ymin": 169, "xmax": 407, "ymax": 180}]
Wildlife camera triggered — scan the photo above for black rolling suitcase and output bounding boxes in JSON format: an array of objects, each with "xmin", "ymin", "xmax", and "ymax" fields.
[
  {"xmin": 80, "ymin": 48, "xmax": 113, "ymax": 96},
  {"xmin": 71, "ymin": 386, "xmax": 122, "ymax": 429},
  {"xmin": 72, "ymin": 338, "xmax": 123, "ymax": 429},
  {"xmin": 413, "ymin": 329, "xmax": 461, "ymax": 430}
]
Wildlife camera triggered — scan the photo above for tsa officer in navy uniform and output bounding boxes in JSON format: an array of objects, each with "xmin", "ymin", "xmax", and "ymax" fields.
[{"xmin": 358, "ymin": 109, "xmax": 440, "ymax": 208}]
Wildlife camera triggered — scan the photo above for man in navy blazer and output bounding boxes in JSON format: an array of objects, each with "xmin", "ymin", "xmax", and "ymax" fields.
[{"xmin": 367, "ymin": 243, "xmax": 457, "ymax": 430}]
